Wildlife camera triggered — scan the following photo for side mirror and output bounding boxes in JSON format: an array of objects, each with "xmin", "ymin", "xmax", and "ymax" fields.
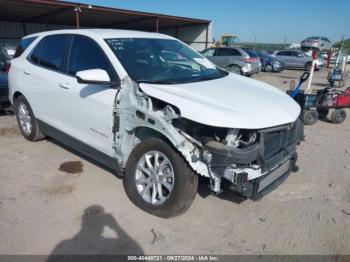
[{"xmin": 76, "ymin": 69, "xmax": 119, "ymax": 87}]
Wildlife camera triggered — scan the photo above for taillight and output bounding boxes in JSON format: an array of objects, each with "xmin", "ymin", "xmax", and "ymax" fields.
[
  {"xmin": 244, "ymin": 57, "xmax": 257, "ymax": 63},
  {"xmin": 4, "ymin": 63, "xmax": 11, "ymax": 73}
]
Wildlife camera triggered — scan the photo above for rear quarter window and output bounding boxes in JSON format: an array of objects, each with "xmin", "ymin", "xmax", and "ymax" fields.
[
  {"xmin": 13, "ymin": 37, "xmax": 37, "ymax": 58},
  {"xmin": 242, "ymin": 48, "xmax": 258, "ymax": 58},
  {"xmin": 29, "ymin": 34, "xmax": 71, "ymax": 72}
]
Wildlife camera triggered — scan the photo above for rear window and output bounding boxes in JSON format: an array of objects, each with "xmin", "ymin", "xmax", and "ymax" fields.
[
  {"xmin": 242, "ymin": 48, "xmax": 258, "ymax": 58},
  {"xmin": 217, "ymin": 48, "xmax": 241, "ymax": 56},
  {"xmin": 306, "ymin": 37, "xmax": 320, "ymax": 41},
  {"xmin": 13, "ymin": 37, "xmax": 37, "ymax": 58}
]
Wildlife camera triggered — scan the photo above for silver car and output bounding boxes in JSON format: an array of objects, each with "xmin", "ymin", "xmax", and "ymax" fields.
[
  {"xmin": 273, "ymin": 50, "xmax": 318, "ymax": 71},
  {"xmin": 301, "ymin": 36, "xmax": 332, "ymax": 51},
  {"xmin": 201, "ymin": 47, "xmax": 261, "ymax": 77}
]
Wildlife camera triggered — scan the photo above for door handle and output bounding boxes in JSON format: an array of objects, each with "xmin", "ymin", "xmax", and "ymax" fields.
[
  {"xmin": 24, "ymin": 70, "xmax": 31, "ymax": 75},
  {"xmin": 59, "ymin": 82, "xmax": 70, "ymax": 89}
]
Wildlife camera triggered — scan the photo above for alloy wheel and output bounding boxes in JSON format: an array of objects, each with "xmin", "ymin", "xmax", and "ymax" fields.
[
  {"xmin": 135, "ymin": 150, "xmax": 175, "ymax": 205},
  {"xmin": 18, "ymin": 103, "xmax": 32, "ymax": 136}
]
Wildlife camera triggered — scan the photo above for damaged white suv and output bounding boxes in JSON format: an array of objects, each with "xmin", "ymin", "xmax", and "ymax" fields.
[{"xmin": 9, "ymin": 29, "xmax": 303, "ymax": 217}]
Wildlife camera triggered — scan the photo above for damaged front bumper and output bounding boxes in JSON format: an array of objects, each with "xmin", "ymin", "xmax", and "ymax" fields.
[{"xmin": 203, "ymin": 118, "xmax": 304, "ymax": 199}]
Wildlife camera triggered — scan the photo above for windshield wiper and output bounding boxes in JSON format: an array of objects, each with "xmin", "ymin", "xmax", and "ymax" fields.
[{"xmin": 137, "ymin": 79, "xmax": 178, "ymax": 84}]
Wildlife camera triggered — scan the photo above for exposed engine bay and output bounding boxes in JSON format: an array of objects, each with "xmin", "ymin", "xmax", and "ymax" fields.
[{"xmin": 114, "ymin": 77, "xmax": 304, "ymax": 200}]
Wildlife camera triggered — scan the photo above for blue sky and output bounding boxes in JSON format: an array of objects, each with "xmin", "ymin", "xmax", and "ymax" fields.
[{"xmin": 68, "ymin": 0, "xmax": 349, "ymax": 43}]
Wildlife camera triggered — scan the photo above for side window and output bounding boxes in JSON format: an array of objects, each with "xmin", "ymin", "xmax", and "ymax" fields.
[
  {"xmin": 68, "ymin": 35, "xmax": 117, "ymax": 81},
  {"xmin": 14, "ymin": 36, "xmax": 37, "ymax": 58},
  {"xmin": 201, "ymin": 49, "xmax": 215, "ymax": 57},
  {"xmin": 29, "ymin": 41, "xmax": 43, "ymax": 65},
  {"xmin": 291, "ymin": 51, "xmax": 302, "ymax": 57},
  {"xmin": 227, "ymin": 49, "xmax": 241, "ymax": 56},
  {"xmin": 29, "ymin": 35, "xmax": 71, "ymax": 72},
  {"xmin": 217, "ymin": 48, "xmax": 232, "ymax": 56},
  {"xmin": 277, "ymin": 51, "xmax": 288, "ymax": 56}
]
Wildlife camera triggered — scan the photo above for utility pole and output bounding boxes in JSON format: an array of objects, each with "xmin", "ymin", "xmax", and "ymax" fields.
[{"xmin": 74, "ymin": 6, "xmax": 81, "ymax": 29}]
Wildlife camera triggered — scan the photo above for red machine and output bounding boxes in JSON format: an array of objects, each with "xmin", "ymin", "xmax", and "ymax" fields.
[{"xmin": 334, "ymin": 88, "xmax": 350, "ymax": 107}]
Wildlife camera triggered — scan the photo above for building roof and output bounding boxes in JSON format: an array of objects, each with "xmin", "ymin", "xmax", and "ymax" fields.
[{"xmin": 0, "ymin": 0, "xmax": 211, "ymax": 31}]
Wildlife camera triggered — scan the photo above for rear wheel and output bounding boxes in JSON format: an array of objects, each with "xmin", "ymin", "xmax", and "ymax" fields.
[
  {"xmin": 331, "ymin": 109, "xmax": 346, "ymax": 124},
  {"xmin": 303, "ymin": 109, "xmax": 318, "ymax": 125},
  {"xmin": 227, "ymin": 64, "xmax": 242, "ymax": 75},
  {"xmin": 305, "ymin": 62, "xmax": 312, "ymax": 71},
  {"xmin": 15, "ymin": 96, "xmax": 46, "ymax": 141},
  {"xmin": 123, "ymin": 138, "xmax": 198, "ymax": 218},
  {"xmin": 265, "ymin": 64, "xmax": 273, "ymax": 72}
]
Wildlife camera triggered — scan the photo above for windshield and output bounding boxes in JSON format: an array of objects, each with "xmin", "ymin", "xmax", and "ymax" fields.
[{"xmin": 105, "ymin": 38, "xmax": 227, "ymax": 84}]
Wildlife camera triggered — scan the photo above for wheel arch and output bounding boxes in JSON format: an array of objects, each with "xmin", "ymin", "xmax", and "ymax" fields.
[
  {"xmin": 123, "ymin": 125, "xmax": 210, "ymax": 178},
  {"xmin": 12, "ymin": 91, "xmax": 23, "ymax": 104},
  {"xmin": 133, "ymin": 126, "xmax": 175, "ymax": 147}
]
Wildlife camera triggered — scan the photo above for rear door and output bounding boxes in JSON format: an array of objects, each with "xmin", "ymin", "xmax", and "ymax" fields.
[
  {"xmin": 55, "ymin": 34, "xmax": 118, "ymax": 157},
  {"xmin": 212, "ymin": 48, "xmax": 240, "ymax": 69},
  {"xmin": 291, "ymin": 51, "xmax": 308, "ymax": 68},
  {"xmin": 23, "ymin": 34, "xmax": 72, "ymax": 128},
  {"xmin": 275, "ymin": 51, "xmax": 292, "ymax": 67}
]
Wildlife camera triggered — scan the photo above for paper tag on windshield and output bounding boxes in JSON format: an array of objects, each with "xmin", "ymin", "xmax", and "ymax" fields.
[{"xmin": 194, "ymin": 58, "xmax": 216, "ymax": 69}]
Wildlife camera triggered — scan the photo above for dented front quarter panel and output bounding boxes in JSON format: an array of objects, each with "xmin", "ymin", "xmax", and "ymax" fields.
[{"xmin": 112, "ymin": 76, "xmax": 210, "ymax": 177}]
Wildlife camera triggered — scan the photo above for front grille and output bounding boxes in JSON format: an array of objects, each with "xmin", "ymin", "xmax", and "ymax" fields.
[{"xmin": 258, "ymin": 118, "xmax": 303, "ymax": 171}]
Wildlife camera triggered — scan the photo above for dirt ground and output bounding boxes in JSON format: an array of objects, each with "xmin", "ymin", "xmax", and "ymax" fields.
[{"xmin": 0, "ymin": 68, "xmax": 350, "ymax": 256}]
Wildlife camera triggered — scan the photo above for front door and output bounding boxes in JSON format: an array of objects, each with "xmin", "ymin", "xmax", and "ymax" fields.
[{"xmin": 56, "ymin": 35, "xmax": 119, "ymax": 157}]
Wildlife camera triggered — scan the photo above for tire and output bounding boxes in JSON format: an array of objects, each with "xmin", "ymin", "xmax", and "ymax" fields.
[
  {"xmin": 15, "ymin": 96, "xmax": 46, "ymax": 141},
  {"xmin": 227, "ymin": 64, "xmax": 242, "ymax": 75},
  {"xmin": 317, "ymin": 108, "xmax": 329, "ymax": 119},
  {"xmin": 331, "ymin": 109, "xmax": 346, "ymax": 124},
  {"xmin": 265, "ymin": 64, "xmax": 273, "ymax": 72},
  {"xmin": 305, "ymin": 62, "xmax": 312, "ymax": 71},
  {"xmin": 123, "ymin": 138, "xmax": 198, "ymax": 218},
  {"xmin": 303, "ymin": 109, "xmax": 318, "ymax": 125}
]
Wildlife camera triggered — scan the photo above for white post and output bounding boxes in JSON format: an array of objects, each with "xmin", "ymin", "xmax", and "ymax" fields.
[{"xmin": 305, "ymin": 59, "xmax": 316, "ymax": 94}]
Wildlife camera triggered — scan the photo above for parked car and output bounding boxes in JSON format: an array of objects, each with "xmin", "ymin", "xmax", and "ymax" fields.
[
  {"xmin": 9, "ymin": 29, "xmax": 303, "ymax": 217},
  {"xmin": 255, "ymin": 50, "xmax": 284, "ymax": 72},
  {"xmin": 303, "ymin": 51, "xmax": 326, "ymax": 68},
  {"xmin": 241, "ymin": 48, "xmax": 262, "ymax": 73},
  {"xmin": 201, "ymin": 47, "xmax": 260, "ymax": 76},
  {"xmin": 273, "ymin": 50, "xmax": 323, "ymax": 71},
  {"xmin": 0, "ymin": 72, "xmax": 9, "ymax": 111},
  {"xmin": 301, "ymin": 36, "xmax": 332, "ymax": 51},
  {"xmin": 330, "ymin": 52, "xmax": 350, "ymax": 64},
  {"xmin": 0, "ymin": 46, "xmax": 13, "ymax": 72}
]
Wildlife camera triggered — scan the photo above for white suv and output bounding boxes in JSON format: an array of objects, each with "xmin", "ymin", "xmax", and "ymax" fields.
[{"xmin": 9, "ymin": 29, "xmax": 303, "ymax": 217}]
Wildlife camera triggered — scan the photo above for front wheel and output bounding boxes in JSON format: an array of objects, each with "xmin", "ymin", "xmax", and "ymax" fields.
[
  {"xmin": 15, "ymin": 96, "xmax": 46, "ymax": 141},
  {"xmin": 303, "ymin": 109, "xmax": 319, "ymax": 125},
  {"xmin": 265, "ymin": 64, "xmax": 273, "ymax": 72},
  {"xmin": 123, "ymin": 138, "xmax": 198, "ymax": 218}
]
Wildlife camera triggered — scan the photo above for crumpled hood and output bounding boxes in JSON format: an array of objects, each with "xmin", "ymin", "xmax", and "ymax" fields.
[{"xmin": 139, "ymin": 73, "xmax": 301, "ymax": 129}]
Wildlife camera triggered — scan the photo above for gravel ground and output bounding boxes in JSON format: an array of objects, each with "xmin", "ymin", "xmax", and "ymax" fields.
[{"xmin": 0, "ymin": 69, "xmax": 350, "ymax": 256}]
